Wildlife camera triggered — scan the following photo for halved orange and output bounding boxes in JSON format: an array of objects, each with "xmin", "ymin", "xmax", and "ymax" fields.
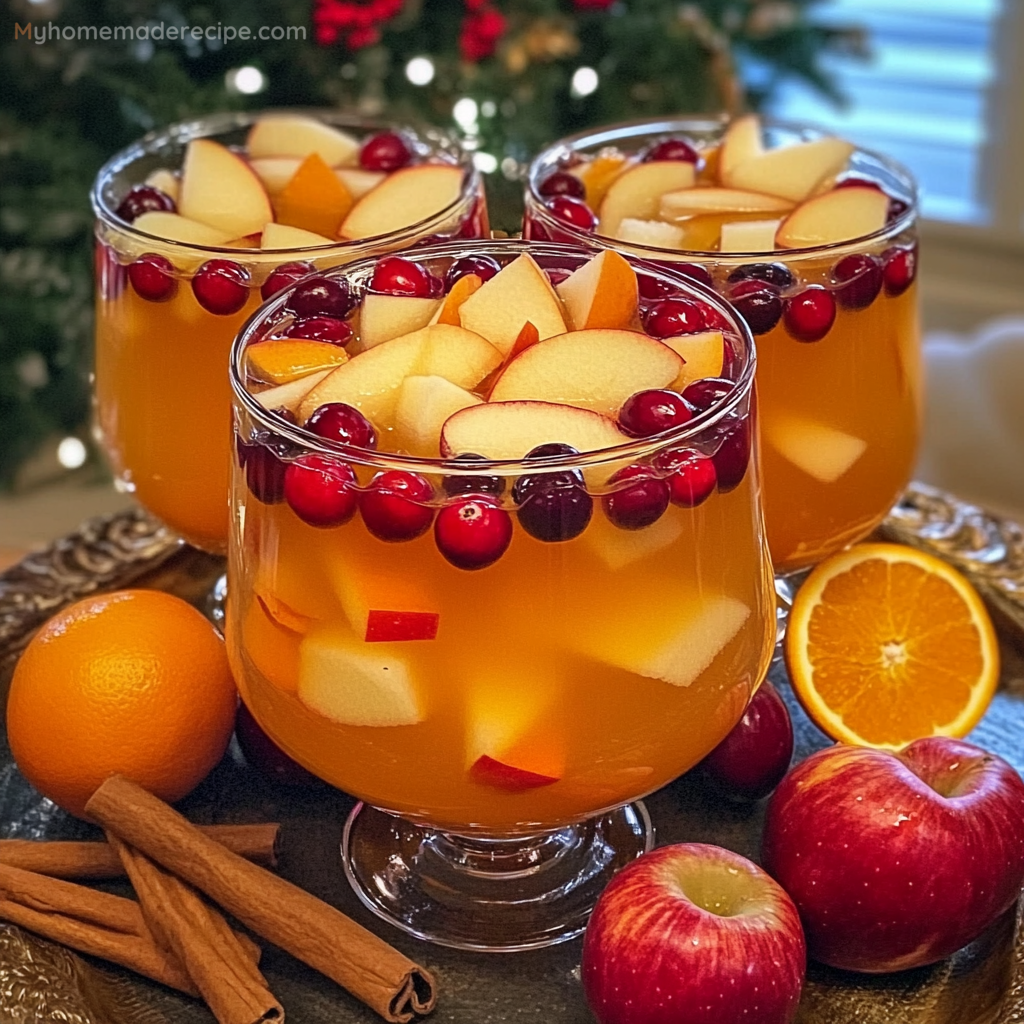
[{"xmin": 785, "ymin": 543, "xmax": 999, "ymax": 749}]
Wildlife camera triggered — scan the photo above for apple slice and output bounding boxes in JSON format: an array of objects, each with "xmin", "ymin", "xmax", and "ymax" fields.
[
  {"xmin": 339, "ymin": 164, "xmax": 465, "ymax": 240},
  {"xmin": 725, "ymin": 138, "xmax": 856, "ymax": 202},
  {"xmin": 718, "ymin": 114, "xmax": 765, "ymax": 184},
  {"xmin": 144, "ymin": 168, "xmax": 180, "ymax": 203},
  {"xmin": 457, "ymin": 254, "xmax": 567, "ymax": 355},
  {"xmin": 394, "ymin": 375, "xmax": 483, "ymax": 457},
  {"xmin": 260, "ymin": 222, "xmax": 334, "ymax": 249},
  {"xmin": 470, "ymin": 756, "xmax": 559, "ymax": 790},
  {"xmin": 598, "ymin": 161, "xmax": 697, "ymax": 236},
  {"xmin": 659, "ymin": 188, "xmax": 793, "ymax": 219},
  {"xmin": 586, "ymin": 506, "xmax": 685, "ymax": 571},
  {"xmin": 335, "ymin": 167, "xmax": 386, "ymax": 199},
  {"xmin": 661, "ymin": 331, "xmax": 725, "ymax": 390},
  {"xmin": 354, "ymin": 294, "xmax": 441, "ymax": 353},
  {"xmin": 431, "ymin": 274, "xmax": 483, "ymax": 326},
  {"xmin": 273, "ymin": 153, "xmax": 353, "ymax": 238},
  {"xmin": 247, "ymin": 115, "xmax": 360, "ymax": 166},
  {"xmin": 178, "ymin": 138, "xmax": 273, "ymax": 239},
  {"xmin": 488, "ymin": 329, "xmax": 682, "ymax": 417},
  {"xmin": 132, "ymin": 211, "xmax": 235, "ymax": 247},
  {"xmin": 765, "ymin": 414, "xmax": 867, "ymax": 483},
  {"xmin": 249, "ymin": 158, "xmax": 302, "ymax": 195},
  {"xmin": 555, "ymin": 251, "xmax": 638, "ymax": 332},
  {"xmin": 720, "ymin": 219, "xmax": 783, "ymax": 253},
  {"xmin": 568, "ymin": 150, "xmax": 628, "ymax": 208},
  {"xmin": 775, "ymin": 186, "xmax": 889, "ymax": 248},
  {"xmin": 298, "ymin": 631, "xmax": 423, "ymax": 726},
  {"xmin": 253, "ymin": 369, "xmax": 331, "ymax": 413},
  {"xmin": 327, "ymin": 557, "xmax": 440, "ymax": 641},
  {"xmin": 247, "ymin": 339, "xmax": 348, "ymax": 385},
  {"xmin": 614, "ymin": 218, "xmax": 686, "ymax": 249}
]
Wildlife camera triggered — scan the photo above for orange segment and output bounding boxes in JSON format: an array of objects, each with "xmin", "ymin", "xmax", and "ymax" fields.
[
  {"xmin": 571, "ymin": 150, "xmax": 627, "ymax": 209},
  {"xmin": 273, "ymin": 153, "xmax": 353, "ymax": 237},
  {"xmin": 247, "ymin": 339, "xmax": 348, "ymax": 385},
  {"xmin": 435, "ymin": 273, "xmax": 482, "ymax": 326},
  {"xmin": 785, "ymin": 543, "xmax": 999, "ymax": 749}
]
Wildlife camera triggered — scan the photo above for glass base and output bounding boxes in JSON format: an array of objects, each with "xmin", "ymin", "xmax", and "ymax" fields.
[
  {"xmin": 341, "ymin": 802, "xmax": 654, "ymax": 952},
  {"xmin": 773, "ymin": 569, "xmax": 809, "ymax": 657}
]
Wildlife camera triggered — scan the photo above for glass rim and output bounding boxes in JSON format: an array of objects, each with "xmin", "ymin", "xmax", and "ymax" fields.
[
  {"xmin": 229, "ymin": 237, "xmax": 757, "ymax": 476},
  {"xmin": 91, "ymin": 107, "xmax": 479, "ymax": 256},
  {"xmin": 525, "ymin": 114, "xmax": 919, "ymax": 260}
]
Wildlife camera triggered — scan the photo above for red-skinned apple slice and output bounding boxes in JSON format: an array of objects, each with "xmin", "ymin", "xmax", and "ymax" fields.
[
  {"xmin": 555, "ymin": 250, "xmax": 639, "ymax": 331},
  {"xmin": 339, "ymin": 164, "xmax": 464, "ymax": 240},
  {"xmin": 365, "ymin": 610, "xmax": 439, "ymax": 643},
  {"xmin": 178, "ymin": 138, "xmax": 273, "ymax": 238},
  {"xmin": 775, "ymin": 186, "xmax": 889, "ymax": 248},
  {"xmin": 659, "ymin": 187, "xmax": 793, "ymax": 219},
  {"xmin": 393, "ymin": 375, "xmax": 482, "ymax": 457},
  {"xmin": 253, "ymin": 369, "xmax": 331, "ymax": 413},
  {"xmin": 488, "ymin": 329, "xmax": 682, "ymax": 417},
  {"xmin": 457, "ymin": 254, "xmax": 567, "ymax": 355},
  {"xmin": 260, "ymin": 222, "xmax": 334, "ymax": 249},
  {"xmin": 131, "ymin": 211, "xmax": 234, "ymax": 247},
  {"xmin": 470, "ymin": 756, "xmax": 559, "ymax": 790},
  {"xmin": 246, "ymin": 115, "xmax": 360, "ymax": 166},
  {"xmin": 597, "ymin": 161, "xmax": 697, "ymax": 236},
  {"xmin": 661, "ymin": 330, "xmax": 725, "ymax": 390},
  {"xmin": 353, "ymin": 293, "xmax": 440, "ymax": 353},
  {"xmin": 720, "ymin": 219, "xmax": 783, "ymax": 253},
  {"xmin": 250, "ymin": 158, "xmax": 302, "ymax": 195},
  {"xmin": 725, "ymin": 137, "xmax": 855, "ymax": 202},
  {"xmin": 718, "ymin": 113, "xmax": 765, "ymax": 184}
]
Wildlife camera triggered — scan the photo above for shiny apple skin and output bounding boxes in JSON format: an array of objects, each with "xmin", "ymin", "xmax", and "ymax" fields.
[
  {"xmin": 762, "ymin": 737, "xmax": 1024, "ymax": 973},
  {"xmin": 582, "ymin": 844, "xmax": 806, "ymax": 1024}
]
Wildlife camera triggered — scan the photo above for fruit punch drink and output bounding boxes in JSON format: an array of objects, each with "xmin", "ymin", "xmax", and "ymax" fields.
[
  {"xmin": 93, "ymin": 111, "xmax": 486, "ymax": 552},
  {"xmin": 524, "ymin": 117, "xmax": 921, "ymax": 574},
  {"xmin": 226, "ymin": 240, "xmax": 775, "ymax": 836}
]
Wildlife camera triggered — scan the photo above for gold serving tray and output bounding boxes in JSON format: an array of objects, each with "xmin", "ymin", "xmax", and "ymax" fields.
[{"xmin": 1, "ymin": 484, "xmax": 1023, "ymax": 1024}]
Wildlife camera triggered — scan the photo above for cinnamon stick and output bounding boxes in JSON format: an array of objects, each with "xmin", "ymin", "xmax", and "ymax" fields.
[
  {"xmin": 108, "ymin": 833, "xmax": 283, "ymax": 1024},
  {"xmin": 0, "ymin": 823, "xmax": 280, "ymax": 880},
  {"xmin": 86, "ymin": 776, "xmax": 436, "ymax": 1023}
]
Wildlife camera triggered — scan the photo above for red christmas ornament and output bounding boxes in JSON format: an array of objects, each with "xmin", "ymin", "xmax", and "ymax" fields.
[
  {"xmin": 459, "ymin": 5, "xmax": 506, "ymax": 62},
  {"xmin": 313, "ymin": 0, "xmax": 403, "ymax": 49}
]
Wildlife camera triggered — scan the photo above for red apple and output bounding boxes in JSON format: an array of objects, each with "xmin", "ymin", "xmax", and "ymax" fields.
[
  {"xmin": 364, "ymin": 609, "xmax": 439, "ymax": 643},
  {"xmin": 582, "ymin": 843, "xmax": 805, "ymax": 1024},
  {"xmin": 235, "ymin": 702, "xmax": 321, "ymax": 788},
  {"xmin": 762, "ymin": 737, "xmax": 1024, "ymax": 973},
  {"xmin": 699, "ymin": 679, "xmax": 793, "ymax": 801}
]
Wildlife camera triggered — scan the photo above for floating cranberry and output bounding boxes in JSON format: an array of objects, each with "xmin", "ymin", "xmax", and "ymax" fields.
[
  {"xmin": 883, "ymin": 245, "xmax": 917, "ymax": 297},
  {"xmin": 192, "ymin": 259, "xmax": 250, "ymax": 316},
  {"xmin": 783, "ymin": 286, "xmax": 836, "ymax": 343},
  {"xmin": 306, "ymin": 403, "xmax": 377, "ymax": 449},
  {"xmin": 643, "ymin": 297, "xmax": 713, "ymax": 338},
  {"xmin": 360, "ymin": 470, "xmax": 435, "ymax": 541},
  {"xmin": 726, "ymin": 262, "xmax": 794, "ymax": 291},
  {"xmin": 261, "ymin": 261, "xmax": 314, "ymax": 301},
  {"xmin": 371, "ymin": 256, "xmax": 440, "ymax": 298},
  {"xmin": 283, "ymin": 316, "xmax": 353, "ymax": 345},
  {"xmin": 545, "ymin": 268, "xmax": 572, "ymax": 287},
  {"xmin": 833, "ymin": 253, "xmax": 883, "ymax": 310},
  {"xmin": 835, "ymin": 178, "xmax": 884, "ymax": 193},
  {"xmin": 637, "ymin": 274, "xmax": 680, "ymax": 301},
  {"xmin": 643, "ymin": 137, "xmax": 701, "ymax": 164},
  {"xmin": 442, "ymin": 453, "xmax": 505, "ymax": 497},
  {"xmin": 235, "ymin": 702, "xmax": 321, "ymax": 788},
  {"xmin": 445, "ymin": 255, "xmax": 501, "ymax": 290},
  {"xmin": 115, "ymin": 184, "xmax": 175, "ymax": 223},
  {"xmin": 619, "ymin": 389, "xmax": 694, "ymax": 438},
  {"xmin": 728, "ymin": 279, "xmax": 783, "ymax": 336},
  {"xmin": 888, "ymin": 197, "xmax": 911, "ymax": 222},
  {"xmin": 284, "ymin": 455, "xmax": 358, "ymax": 528},
  {"xmin": 538, "ymin": 171, "xmax": 586, "ymax": 199},
  {"xmin": 243, "ymin": 443, "xmax": 288, "ymax": 504},
  {"xmin": 360, "ymin": 131, "xmax": 413, "ymax": 171},
  {"xmin": 525, "ymin": 219, "xmax": 552, "ymax": 242},
  {"xmin": 545, "ymin": 195, "xmax": 597, "ymax": 232},
  {"xmin": 712, "ymin": 415, "xmax": 752, "ymax": 492},
  {"xmin": 435, "ymin": 496, "xmax": 512, "ymax": 570},
  {"xmin": 285, "ymin": 276, "xmax": 356, "ymax": 319},
  {"xmin": 657, "ymin": 450, "xmax": 717, "ymax": 507},
  {"xmin": 603, "ymin": 465, "xmax": 670, "ymax": 530},
  {"xmin": 128, "ymin": 254, "xmax": 177, "ymax": 302},
  {"xmin": 682, "ymin": 377, "xmax": 735, "ymax": 414},
  {"xmin": 513, "ymin": 447, "xmax": 593, "ymax": 544}
]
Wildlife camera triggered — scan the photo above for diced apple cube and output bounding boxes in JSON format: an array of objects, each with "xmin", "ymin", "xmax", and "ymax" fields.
[
  {"xmin": 614, "ymin": 218, "xmax": 686, "ymax": 249},
  {"xmin": 556, "ymin": 251, "xmax": 638, "ymax": 332},
  {"xmin": 354, "ymin": 294, "xmax": 440, "ymax": 353},
  {"xmin": 178, "ymin": 139, "xmax": 273, "ymax": 239},
  {"xmin": 765, "ymin": 414, "xmax": 867, "ymax": 483},
  {"xmin": 247, "ymin": 116, "xmax": 361, "ymax": 166},
  {"xmin": 719, "ymin": 219, "xmax": 783, "ymax": 253},
  {"xmin": 585, "ymin": 506, "xmax": 684, "ymax": 570},
  {"xmin": 394, "ymin": 375, "xmax": 483, "ymax": 457}
]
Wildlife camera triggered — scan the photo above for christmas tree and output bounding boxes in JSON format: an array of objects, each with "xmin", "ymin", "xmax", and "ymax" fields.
[{"xmin": 0, "ymin": 0, "xmax": 859, "ymax": 487}]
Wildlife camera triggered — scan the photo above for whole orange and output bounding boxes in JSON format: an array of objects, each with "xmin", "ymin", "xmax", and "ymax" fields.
[{"xmin": 7, "ymin": 589, "xmax": 238, "ymax": 818}]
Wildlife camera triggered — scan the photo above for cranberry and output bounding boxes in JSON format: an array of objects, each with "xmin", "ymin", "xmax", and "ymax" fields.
[
  {"xmin": 726, "ymin": 262, "xmax": 794, "ymax": 291},
  {"xmin": 883, "ymin": 245, "xmax": 917, "ymax": 297},
  {"xmin": 235, "ymin": 702, "xmax": 321, "ymax": 787},
  {"xmin": 243, "ymin": 444, "xmax": 288, "ymax": 504},
  {"xmin": 643, "ymin": 297, "xmax": 713, "ymax": 338},
  {"xmin": 360, "ymin": 131, "xmax": 413, "ymax": 172},
  {"xmin": 657, "ymin": 450, "xmax": 717, "ymax": 507},
  {"xmin": 835, "ymin": 177, "xmax": 884, "ymax": 193},
  {"xmin": 699, "ymin": 680, "xmax": 793, "ymax": 801},
  {"xmin": 682, "ymin": 377, "xmax": 735, "ymax": 414},
  {"xmin": 637, "ymin": 274, "xmax": 681, "ymax": 301},
  {"xmin": 648, "ymin": 260, "xmax": 715, "ymax": 289},
  {"xmin": 538, "ymin": 171, "xmax": 586, "ymax": 199},
  {"xmin": 445, "ymin": 255, "xmax": 500, "ymax": 290},
  {"xmin": 544, "ymin": 195, "xmax": 597, "ymax": 232},
  {"xmin": 261, "ymin": 261, "xmax": 314, "ymax": 301},
  {"xmin": 435, "ymin": 497, "xmax": 512, "ymax": 570},
  {"xmin": 370, "ymin": 256, "xmax": 439, "ymax": 298},
  {"xmin": 306, "ymin": 403, "xmax": 377, "ymax": 449},
  {"xmin": 525, "ymin": 218, "xmax": 552, "ymax": 242},
  {"xmin": 128, "ymin": 254, "xmax": 177, "ymax": 302},
  {"xmin": 643, "ymin": 137, "xmax": 700, "ymax": 164},
  {"xmin": 712, "ymin": 414, "xmax": 752, "ymax": 492},
  {"xmin": 359, "ymin": 470, "xmax": 435, "ymax": 541},
  {"xmin": 888, "ymin": 197, "xmax": 911, "ymax": 222},
  {"xmin": 513, "ymin": 446, "xmax": 593, "ymax": 544},
  {"xmin": 283, "ymin": 316, "xmax": 353, "ymax": 345},
  {"xmin": 115, "ymin": 184, "xmax": 175, "ymax": 223},
  {"xmin": 783, "ymin": 286, "xmax": 836, "ymax": 343},
  {"xmin": 603, "ymin": 465, "xmax": 670, "ymax": 530},
  {"xmin": 546, "ymin": 268, "xmax": 572, "ymax": 287},
  {"xmin": 285, "ymin": 276, "xmax": 356, "ymax": 319},
  {"xmin": 833, "ymin": 253, "xmax": 883, "ymax": 310},
  {"xmin": 192, "ymin": 259, "xmax": 250, "ymax": 316},
  {"xmin": 728, "ymin": 279, "xmax": 783, "ymax": 335},
  {"xmin": 284, "ymin": 455, "xmax": 358, "ymax": 528},
  {"xmin": 619, "ymin": 389, "xmax": 694, "ymax": 438},
  {"xmin": 442, "ymin": 453, "xmax": 505, "ymax": 497}
]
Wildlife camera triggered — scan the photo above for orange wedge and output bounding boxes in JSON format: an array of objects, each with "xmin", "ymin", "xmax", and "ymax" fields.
[{"xmin": 785, "ymin": 543, "xmax": 998, "ymax": 750}]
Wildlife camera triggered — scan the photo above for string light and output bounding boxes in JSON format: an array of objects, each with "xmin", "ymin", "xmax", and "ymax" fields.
[
  {"xmin": 57, "ymin": 437, "xmax": 87, "ymax": 470},
  {"xmin": 473, "ymin": 152, "xmax": 498, "ymax": 173},
  {"xmin": 405, "ymin": 56, "xmax": 435, "ymax": 86},
  {"xmin": 453, "ymin": 98, "xmax": 479, "ymax": 133},
  {"xmin": 570, "ymin": 66, "xmax": 599, "ymax": 98},
  {"xmin": 226, "ymin": 66, "xmax": 265, "ymax": 94}
]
